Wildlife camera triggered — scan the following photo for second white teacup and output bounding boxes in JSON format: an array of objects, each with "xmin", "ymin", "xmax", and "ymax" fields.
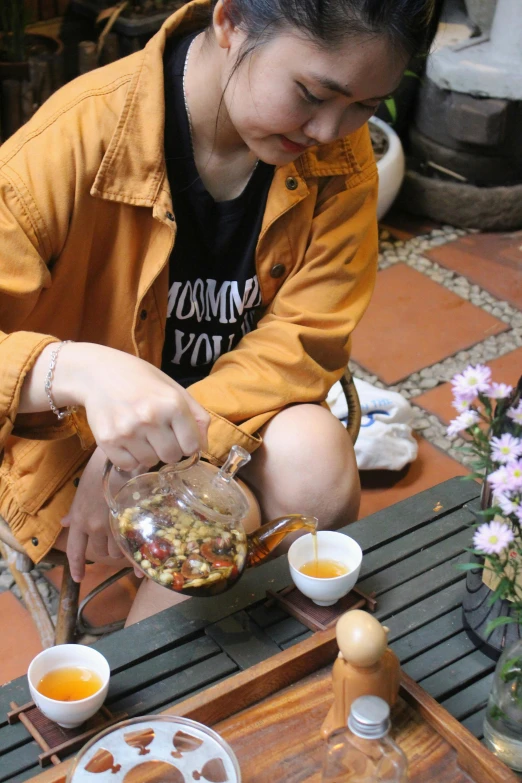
[
  {"xmin": 288, "ymin": 530, "xmax": 363, "ymax": 606},
  {"xmin": 28, "ymin": 644, "xmax": 110, "ymax": 729}
]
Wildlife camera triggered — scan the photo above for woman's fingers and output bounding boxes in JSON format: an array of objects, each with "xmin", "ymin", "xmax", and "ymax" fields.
[
  {"xmin": 65, "ymin": 525, "xmax": 89, "ymax": 583},
  {"xmin": 61, "ymin": 447, "xmax": 125, "ymax": 580},
  {"xmin": 183, "ymin": 392, "xmax": 211, "ymax": 452},
  {"xmin": 146, "ymin": 431, "xmax": 184, "ymax": 466},
  {"xmin": 100, "ymin": 446, "xmax": 141, "ymax": 473}
]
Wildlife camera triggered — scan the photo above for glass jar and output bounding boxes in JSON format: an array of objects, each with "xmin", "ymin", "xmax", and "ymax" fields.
[
  {"xmin": 322, "ymin": 695, "xmax": 407, "ymax": 782},
  {"xmin": 483, "ymin": 638, "xmax": 522, "ymax": 770}
]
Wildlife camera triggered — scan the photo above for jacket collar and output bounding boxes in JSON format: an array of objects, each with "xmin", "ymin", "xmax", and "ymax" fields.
[{"xmin": 92, "ymin": 0, "xmax": 358, "ymax": 207}]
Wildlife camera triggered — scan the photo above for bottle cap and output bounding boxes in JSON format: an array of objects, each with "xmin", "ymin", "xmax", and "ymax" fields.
[{"xmin": 348, "ymin": 695, "xmax": 391, "ymax": 739}]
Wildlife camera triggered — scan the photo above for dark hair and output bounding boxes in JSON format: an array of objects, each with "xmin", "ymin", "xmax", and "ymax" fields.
[{"xmin": 217, "ymin": 0, "xmax": 436, "ymax": 60}]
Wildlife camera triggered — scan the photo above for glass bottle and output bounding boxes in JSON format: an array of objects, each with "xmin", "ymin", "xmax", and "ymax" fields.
[
  {"xmin": 483, "ymin": 638, "xmax": 522, "ymax": 771},
  {"xmin": 322, "ymin": 695, "xmax": 408, "ymax": 782}
]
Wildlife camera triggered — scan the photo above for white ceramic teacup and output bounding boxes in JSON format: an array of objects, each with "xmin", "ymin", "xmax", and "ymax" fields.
[
  {"xmin": 28, "ymin": 644, "xmax": 110, "ymax": 729},
  {"xmin": 288, "ymin": 530, "xmax": 363, "ymax": 606}
]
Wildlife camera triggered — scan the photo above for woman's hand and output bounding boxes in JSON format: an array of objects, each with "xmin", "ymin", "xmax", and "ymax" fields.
[
  {"xmin": 60, "ymin": 446, "xmax": 139, "ymax": 582},
  {"xmin": 56, "ymin": 343, "xmax": 210, "ymax": 471}
]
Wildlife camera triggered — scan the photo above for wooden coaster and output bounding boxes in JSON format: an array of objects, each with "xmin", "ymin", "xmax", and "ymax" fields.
[
  {"xmin": 7, "ymin": 700, "xmax": 126, "ymax": 767},
  {"xmin": 266, "ymin": 585, "xmax": 377, "ymax": 632}
]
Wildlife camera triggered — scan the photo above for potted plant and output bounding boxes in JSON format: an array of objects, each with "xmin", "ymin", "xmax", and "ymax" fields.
[
  {"xmin": 446, "ymin": 365, "xmax": 522, "ymax": 646},
  {"xmin": 0, "ymin": 0, "xmax": 64, "ymax": 140},
  {"xmin": 446, "ymin": 366, "xmax": 522, "ymax": 765},
  {"xmin": 369, "ymin": 116, "xmax": 405, "ymax": 221},
  {"xmin": 71, "ymin": 0, "xmax": 187, "ymax": 58}
]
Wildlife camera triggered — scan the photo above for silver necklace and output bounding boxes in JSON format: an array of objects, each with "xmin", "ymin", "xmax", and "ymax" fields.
[{"xmin": 182, "ymin": 34, "xmax": 259, "ymax": 179}]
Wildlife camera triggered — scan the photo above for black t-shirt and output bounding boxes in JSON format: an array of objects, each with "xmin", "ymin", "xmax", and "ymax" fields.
[{"xmin": 161, "ymin": 33, "xmax": 275, "ymax": 388}]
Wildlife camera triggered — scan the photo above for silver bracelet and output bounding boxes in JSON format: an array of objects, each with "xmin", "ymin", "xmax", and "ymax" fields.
[{"xmin": 44, "ymin": 340, "xmax": 75, "ymax": 420}]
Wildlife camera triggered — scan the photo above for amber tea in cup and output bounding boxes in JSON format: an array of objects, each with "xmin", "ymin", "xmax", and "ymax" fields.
[
  {"xmin": 37, "ymin": 667, "xmax": 103, "ymax": 702},
  {"xmin": 28, "ymin": 644, "xmax": 110, "ymax": 728},
  {"xmin": 288, "ymin": 531, "xmax": 362, "ymax": 606},
  {"xmin": 299, "ymin": 559, "xmax": 349, "ymax": 578}
]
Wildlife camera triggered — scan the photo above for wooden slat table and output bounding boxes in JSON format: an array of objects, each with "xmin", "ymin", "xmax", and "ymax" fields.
[{"xmin": 0, "ymin": 477, "xmax": 500, "ymax": 783}]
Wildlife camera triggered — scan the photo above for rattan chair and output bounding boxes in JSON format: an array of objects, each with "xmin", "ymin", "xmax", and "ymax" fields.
[{"xmin": 0, "ymin": 367, "xmax": 361, "ymax": 647}]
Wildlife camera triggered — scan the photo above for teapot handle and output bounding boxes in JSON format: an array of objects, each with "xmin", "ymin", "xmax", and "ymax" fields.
[{"xmin": 158, "ymin": 451, "xmax": 200, "ymax": 477}]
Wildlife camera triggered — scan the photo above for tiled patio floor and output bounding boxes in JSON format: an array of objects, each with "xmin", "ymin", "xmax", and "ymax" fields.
[{"xmin": 1, "ymin": 208, "xmax": 521, "ymax": 683}]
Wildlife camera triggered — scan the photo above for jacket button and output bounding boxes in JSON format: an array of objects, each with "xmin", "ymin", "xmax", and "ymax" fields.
[
  {"xmin": 270, "ymin": 263, "xmax": 286, "ymax": 279},
  {"xmin": 285, "ymin": 176, "xmax": 298, "ymax": 191},
  {"xmin": 31, "ymin": 537, "xmax": 39, "ymax": 546},
  {"xmin": 140, "ymin": 309, "xmax": 148, "ymax": 320},
  {"xmin": 73, "ymin": 477, "xmax": 80, "ymax": 487}
]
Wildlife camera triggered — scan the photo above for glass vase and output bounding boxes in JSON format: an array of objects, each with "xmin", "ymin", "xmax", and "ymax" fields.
[{"xmin": 483, "ymin": 639, "xmax": 522, "ymax": 770}]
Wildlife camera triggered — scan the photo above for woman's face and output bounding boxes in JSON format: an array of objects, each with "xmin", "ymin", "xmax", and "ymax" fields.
[{"xmin": 218, "ymin": 25, "xmax": 408, "ymax": 165}]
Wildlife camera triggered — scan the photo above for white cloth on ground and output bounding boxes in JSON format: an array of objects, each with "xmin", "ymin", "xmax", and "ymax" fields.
[{"xmin": 327, "ymin": 377, "xmax": 418, "ymax": 471}]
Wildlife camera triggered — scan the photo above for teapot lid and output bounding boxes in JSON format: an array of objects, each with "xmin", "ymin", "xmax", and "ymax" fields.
[{"xmin": 165, "ymin": 446, "xmax": 252, "ymax": 522}]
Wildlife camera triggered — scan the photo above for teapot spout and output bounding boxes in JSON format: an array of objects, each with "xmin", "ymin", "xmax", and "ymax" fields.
[{"xmin": 246, "ymin": 514, "xmax": 318, "ymax": 567}]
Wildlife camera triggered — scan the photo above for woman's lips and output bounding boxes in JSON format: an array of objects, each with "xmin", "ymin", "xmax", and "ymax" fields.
[{"xmin": 280, "ymin": 136, "xmax": 309, "ymax": 153}]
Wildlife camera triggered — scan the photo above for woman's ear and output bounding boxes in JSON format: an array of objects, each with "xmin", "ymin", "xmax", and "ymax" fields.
[{"xmin": 213, "ymin": 0, "xmax": 237, "ymax": 49}]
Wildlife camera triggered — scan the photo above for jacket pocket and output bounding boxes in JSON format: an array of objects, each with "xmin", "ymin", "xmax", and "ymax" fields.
[{"xmin": 1, "ymin": 435, "xmax": 91, "ymax": 515}]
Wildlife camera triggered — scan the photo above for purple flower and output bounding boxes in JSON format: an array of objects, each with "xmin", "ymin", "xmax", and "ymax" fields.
[
  {"xmin": 490, "ymin": 434, "xmax": 522, "ymax": 465},
  {"xmin": 495, "ymin": 491, "xmax": 521, "ymax": 516},
  {"xmin": 516, "ymin": 506, "xmax": 522, "ymax": 524},
  {"xmin": 473, "ymin": 520, "xmax": 514, "ymax": 556},
  {"xmin": 508, "ymin": 402, "xmax": 522, "ymax": 426},
  {"xmin": 452, "ymin": 396, "xmax": 472, "ymax": 413},
  {"xmin": 507, "ymin": 461, "xmax": 522, "ymax": 491},
  {"xmin": 487, "ymin": 466, "xmax": 512, "ymax": 492},
  {"xmin": 451, "ymin": 365, "xmax": 492, "ymax": 401},
  {"xmin": 447, "ymin": 410, "xmax": 480, "ymax": 439},
  {"xmin": 489, "ymin": 382, "xmax": 513, "ymax": 399}
]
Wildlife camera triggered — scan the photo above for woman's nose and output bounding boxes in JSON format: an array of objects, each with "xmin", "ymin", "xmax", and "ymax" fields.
[
  {"xmin": 303, "ymin": 106, "xmax": 344, "ymax": 144},
  {"xmin": 303, "ymin": 106, "xmax": 368, "ymax": 145},
  {"xmin": 303, "ymin": 120, "xmax": 340, "ymax": 144}
]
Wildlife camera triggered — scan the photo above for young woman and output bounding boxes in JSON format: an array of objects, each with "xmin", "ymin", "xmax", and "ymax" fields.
[{"xmin": 0, "ymin": 0, "xmax": 435, "ymax": 623}]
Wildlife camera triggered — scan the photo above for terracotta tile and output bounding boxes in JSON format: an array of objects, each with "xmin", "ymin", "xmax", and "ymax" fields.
[
  {"xmin": 380, "ymin": 208, "xmax": 441, "ymax": 240},
  {"xmin": 45, "ymin": 563, "xmax": 140, "ymax": 629},
  {"xmin": 0, "ymin": 591, "xmax": 43, "ymax": 685},
  {"xmin": 350, "ymin": 264, "xmax": 509, "ymax": 384},
  {"xmin": 359, "ymin": 436, "xmax": 470, "ymax": 520},
  {"xmin": 426, "ymin": 231, "xmax": 522, "ymax": 310},
  {"xmin": 412, "ymin": 347, "xmax": 522, "ymax": 426}
]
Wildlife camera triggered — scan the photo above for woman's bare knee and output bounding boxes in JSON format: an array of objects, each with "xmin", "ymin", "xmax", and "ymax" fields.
[{"xmin": 242, "ymin": 404, "xmax": 360, "ymax": 529}]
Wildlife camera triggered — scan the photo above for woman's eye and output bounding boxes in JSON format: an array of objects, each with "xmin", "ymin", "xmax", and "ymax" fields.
[{"xmin": 297, "ymin": 83, "xmax": 324, "ymax": 105}]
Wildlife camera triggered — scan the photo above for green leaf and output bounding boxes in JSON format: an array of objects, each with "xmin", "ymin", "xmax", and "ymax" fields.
[
  {"xmin": 485, "ymin": 615, "xmax": 518, "ymax": 634},
  {"xmin": 456, "ymin": 561, "xmax": 484, "ymax": 571},
  {"xmin": 487, "ymin": 577, "xmax": 511, "ymax": 605},
  {"xmin": 500, "ymin": 655, "xmax": 522, "ymax": 682},
  {"xmin": 489, "ymin": 704, "xmax": 507, "ymax": 721},
  {"xmin": 384, "ymin": 97, "xmax": 397, "ymax": 124},
  {"xmin": 404, "ymin": 69, "xmax": 421, "ymax": 80}
]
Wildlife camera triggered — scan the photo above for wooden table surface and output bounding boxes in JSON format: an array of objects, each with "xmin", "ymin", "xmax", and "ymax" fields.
[{"xmin": 0, "ymin": 477, "xmax": 498, "ymax": 783}]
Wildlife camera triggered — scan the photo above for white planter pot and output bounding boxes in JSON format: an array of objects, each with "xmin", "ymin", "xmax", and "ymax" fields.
[
  {"xmin": 369, "ymin": 116, "xmax": 405, "ymax": 221},
  {"xmin": 465, "ymin": 0, "xmax": 497, "ymax": 33}
]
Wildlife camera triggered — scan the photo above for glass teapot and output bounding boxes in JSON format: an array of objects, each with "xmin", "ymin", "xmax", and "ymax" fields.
[{"xmin": 103, "ymin": 445, "xmax": 318, "ymax": 597}]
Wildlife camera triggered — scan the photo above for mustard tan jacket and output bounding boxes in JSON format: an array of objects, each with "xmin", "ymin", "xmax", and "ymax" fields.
[{"xmin": 0, "ymin": 0, "xmax": 378, "ymax": 561}]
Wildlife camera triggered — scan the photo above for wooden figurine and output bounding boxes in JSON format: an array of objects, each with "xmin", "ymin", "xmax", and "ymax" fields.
[{"xmin": 321, "ymin": 609, "xmax": 400, "ymax": 739}]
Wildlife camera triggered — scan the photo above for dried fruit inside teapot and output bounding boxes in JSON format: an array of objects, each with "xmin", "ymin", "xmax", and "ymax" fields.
[{"xmin": 116, "ymin": 492, "xmax": 247, "ymax": 596}]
